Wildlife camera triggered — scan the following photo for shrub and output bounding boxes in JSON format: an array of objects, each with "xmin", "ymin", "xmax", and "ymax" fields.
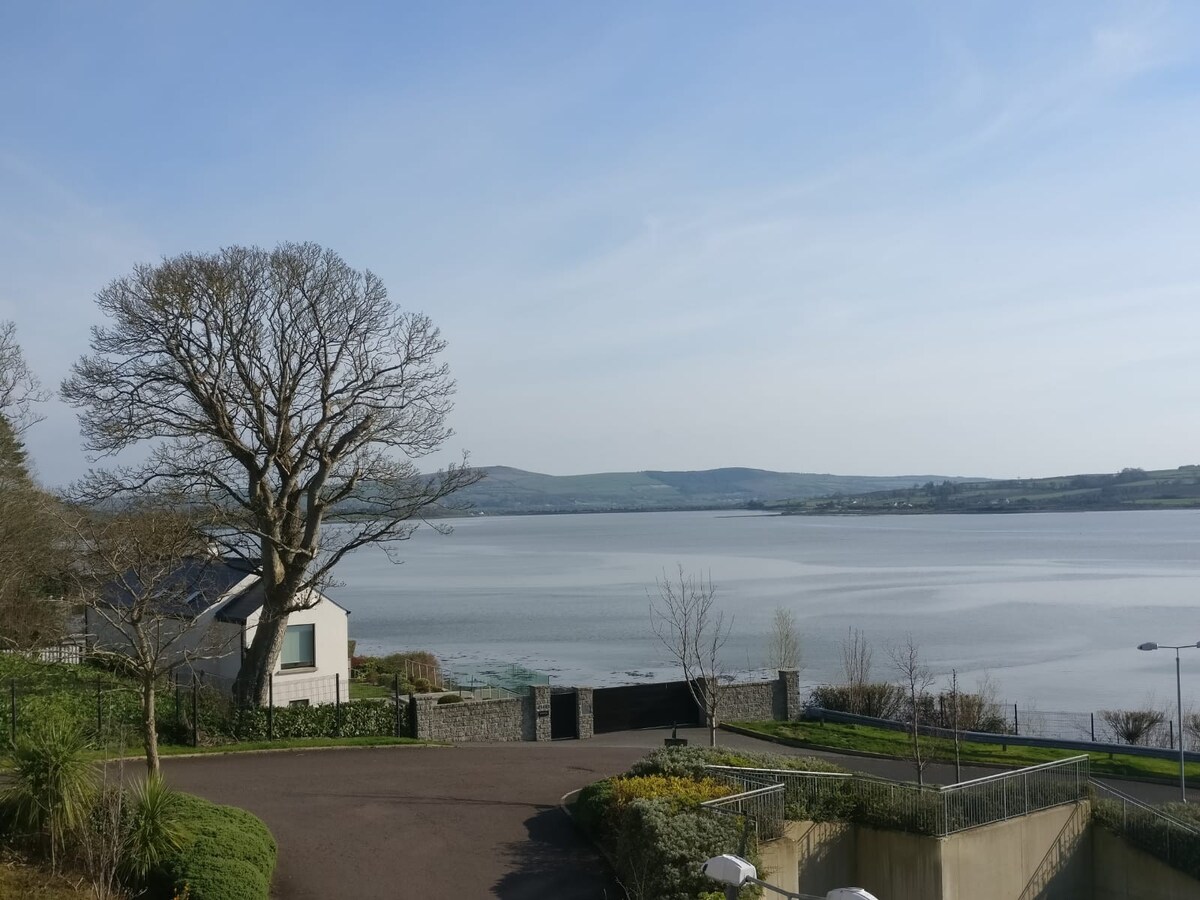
[
  {"xmin": 1101, "ymin": 708, "xmax": 1166, "ymax": 746},
  {"xmin": 809, "ymin": 683, "xmax": 905, "ymax": 719},
  {"xmin": 627, "ymin": 746, "xmax": 846, "ymax": 781},
  {"xmin": 610, "ymin": 775, "xmax": 732, "ymax": 812},
  {"xmin": 436, "ymin": 694, "xmax": 463, "ymax": 705},
  {"xmin": 2, "ymin": 718, "xmax": 97, "ymax": 868},
  {"xmin": 611, "ymin": 798, "xmax": 756, "ymax": 900},
  {"xmin": 147, "ymin": 793, "xmax": 276, "ymax": 900},
  {"xmin": 1094, "ymin": 798, "xmax": 1200, "ymax": 881}
]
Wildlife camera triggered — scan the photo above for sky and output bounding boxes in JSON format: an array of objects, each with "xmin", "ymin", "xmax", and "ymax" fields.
[{"xmin": 3, "ymin": 1, "xmax": 1200, "ymax": 486}]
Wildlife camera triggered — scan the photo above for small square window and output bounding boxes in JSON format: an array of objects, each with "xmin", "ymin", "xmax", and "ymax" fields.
[{"xmin": 280, "ymin": 623, "xmax": 315, "ymax": 669}]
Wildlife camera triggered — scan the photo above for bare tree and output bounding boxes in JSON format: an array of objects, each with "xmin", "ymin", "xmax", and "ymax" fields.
[
  {"xmin": 0, "ymin": 326, "xmax": 65, "ymax": 651},
  {"xmin": 765, "ymin": 606, "xmax": 801, "ymax": 671},
  {"xmin": 841, "ymin": 626, "xmax": 872, "ymax": 713},
  {"xmin": 890, "ymin": 635, "xmax": 935, "ymax": 786},
  {"xmin": 66, "ymin": 501, "xmax": 236, "ymax": 774},
  {"xmin": 61, "ymin": 243, "xmax": 482, "ymax": 704},
  {"xmin": 948, "ymin": 669, "xmax": 962, "ymax": 783},
  {"xmin": 0, "ymin": 320, "xmax": 50, "ymax": 434},
  {"xmin": 649, "ymin": 566, "xmax": 731, "ymax": 747}
]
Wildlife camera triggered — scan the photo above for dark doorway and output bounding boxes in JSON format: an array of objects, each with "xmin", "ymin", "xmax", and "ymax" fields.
[
  {"xmin": 549, "ymin": 688, "xmax": 578, "ymax": 740},
  {"xmin": 592, "ymin": 680, "xmax": 701, "ymax": 734}
]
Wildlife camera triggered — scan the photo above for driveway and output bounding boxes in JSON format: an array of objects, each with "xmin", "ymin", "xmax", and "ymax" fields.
[
  {"xmin": 163, "ymin": 742, "xmax": 643, "ymax": 900},
  {"xmin": 163, "ymin": 727, "xmax": 1197, "ymax": 899}
]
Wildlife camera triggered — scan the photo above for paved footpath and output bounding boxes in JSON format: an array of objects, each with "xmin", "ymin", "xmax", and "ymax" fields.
[{"xmin": 163, "ymin": 727, "xmax": 1199, "ymax": 900}]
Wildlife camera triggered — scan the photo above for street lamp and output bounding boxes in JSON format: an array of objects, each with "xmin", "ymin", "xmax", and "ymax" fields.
[{"xmin": 1138, "ymin": 640, "xmax": 1200, "ymax": 803}]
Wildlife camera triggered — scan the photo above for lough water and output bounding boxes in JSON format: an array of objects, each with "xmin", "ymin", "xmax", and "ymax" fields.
[{"xmin": 332, "ymin": 510, "xmax": 1200, "ymax": 711}]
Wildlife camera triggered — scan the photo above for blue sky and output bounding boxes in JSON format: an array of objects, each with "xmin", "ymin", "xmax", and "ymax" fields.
[{"xmin": 3, "ymin": 1, "xmax": 1200, "ymax": 485}]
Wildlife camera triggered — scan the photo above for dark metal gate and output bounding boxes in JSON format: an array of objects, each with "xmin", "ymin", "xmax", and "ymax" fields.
[
  {"xmin": 592, "ymin": 680, "xmax": 700, "ymax": 734},
  {"xmin": 550, "ymin": 687, "xmax": 578, "ymax": 740}
]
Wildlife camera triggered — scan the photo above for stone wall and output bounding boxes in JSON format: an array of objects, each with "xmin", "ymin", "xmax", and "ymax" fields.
[
  {"xmin": 414, "ymin": 695, "xmax": 529, "ymax": 743},
  {"xmin": 717, "ymin": 669, "xmax": 802, "ymax": 723},
  {"xmin": 576, "ymin": 687, "xmax": 594, "ymax": 740}
]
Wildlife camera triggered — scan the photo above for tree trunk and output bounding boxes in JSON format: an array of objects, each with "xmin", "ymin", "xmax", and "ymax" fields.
[
  {"xmin": 142, "ymin": 674, "xmax": 159, "ymax": 776},
  {"xmin": 234, "ymin": 612, "xmax": 288, "ymax": 706},
  {"xmin": 911, "ymin": 720, "xmax": 923, "ymax": 786}
]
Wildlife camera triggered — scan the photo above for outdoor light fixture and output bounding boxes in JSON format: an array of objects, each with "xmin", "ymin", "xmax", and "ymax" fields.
[
  {"xmin": 1138, "ymin": 640, "xmax": 1200, "ymax": 803},
  {"xmin": 701, "ymin": 855, "xmax": 880, "ymax": 900}
]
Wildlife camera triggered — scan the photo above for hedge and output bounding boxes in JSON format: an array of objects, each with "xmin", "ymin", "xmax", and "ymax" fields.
[
  {"xmin": 223, "ymin": 698, "xmax": 400, "ymax": 741},
  {"xmin": 1093, "ymin": 798, "xmax": 1200, "ymax": 881},
  {"xmin": 147, "ymin": 793, "xmax": 276, "ymax": 900}
]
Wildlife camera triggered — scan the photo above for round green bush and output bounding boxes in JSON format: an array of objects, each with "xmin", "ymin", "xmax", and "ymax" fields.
[
  {"xmin": 149, "ymin": 793, "xmax": 276, "ymax": 900},
  {"xmin": 436, "ymin": 693, "xmax": 464, "ymax": 704}
]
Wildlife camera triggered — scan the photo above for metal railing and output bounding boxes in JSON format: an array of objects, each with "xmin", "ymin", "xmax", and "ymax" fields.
[
  {"xmin": 703, "ymin": 755, "xmax": 1090, "ymax": 837},
  {"xmin": 700, "ymin": 782, "xmax": 786, "ymax": 841},
  {"xmin": 1091, "ymin": 779, "xmax": 1200, "ymax": 878}
]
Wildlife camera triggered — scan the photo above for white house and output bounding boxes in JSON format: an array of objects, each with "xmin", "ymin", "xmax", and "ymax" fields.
[{"xmin": 85, "ymin": 555, "xmax": 351, "ymax": 706}]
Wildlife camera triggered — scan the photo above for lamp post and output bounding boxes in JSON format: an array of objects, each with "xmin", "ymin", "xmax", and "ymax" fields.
[{"xmin": 1137, "ymin": 640, "xmax": 1200, "ymax": 803}]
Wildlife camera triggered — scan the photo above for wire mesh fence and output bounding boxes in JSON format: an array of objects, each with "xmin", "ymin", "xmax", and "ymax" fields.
[
  {"xmin": 1004, "ymin": 705, "xmax": 1193, "ymax": 750},
  {"xmin": 2, "ymin": 664, "xmax": 412, "ymax": 750}
]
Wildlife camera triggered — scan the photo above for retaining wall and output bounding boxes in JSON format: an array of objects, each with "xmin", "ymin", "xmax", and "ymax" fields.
[{"xmin": 764, "ymin": 802, "xmax": 1200, "ymax": 900}]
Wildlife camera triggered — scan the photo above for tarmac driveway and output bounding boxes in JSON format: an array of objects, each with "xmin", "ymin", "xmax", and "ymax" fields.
[
  {"xmin": 163, "ymin": 725, "xmax": 1197, "ymax": 899},
  {"xmin": 163, "ymin": 742, "xmax": 644, "ymax": 900}
]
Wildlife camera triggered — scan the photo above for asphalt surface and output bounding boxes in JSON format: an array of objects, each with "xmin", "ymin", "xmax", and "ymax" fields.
[{"xmin": 162, "ymin": 726, "xmax": 1200, "ymax": 899}]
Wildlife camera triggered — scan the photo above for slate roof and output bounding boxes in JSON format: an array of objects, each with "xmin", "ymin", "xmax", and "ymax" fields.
[{"xmin": 100, "ymin": 555, "xmax": 260, "ymax": 618}]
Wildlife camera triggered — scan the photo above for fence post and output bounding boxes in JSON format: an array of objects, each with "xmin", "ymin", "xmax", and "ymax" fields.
[
  {"xmin": 335, "ymin": 672, "xmax": 341, "ymax": 737},
  {"xmin": 1013, "ymin": 703, "xmax": 1019, "ymax": 736},
  {"xmin": 393, "ymin": 673, "xmax": 401, "ymax": 738},
  {"xmin": 268, "ymin": 673, "xmax": 274, "ymax": 741},
  {"xmin": 1169, "ymin": 719, "xmax": 1175, "ymax": 750},
  {"xmin": 191, "ymin": 679, "xmax": 199, "ymax": 748},
  {"xmin": 1091, "ymin": 712, "xmax": 1095, "ymax": 742},
  {"xmin": 9, "ymin": 679, "xmax": 16, "ymax": 741},
  {"xmin": 96, "ymin": 679, "xmax": 103, "ymax": 738}
]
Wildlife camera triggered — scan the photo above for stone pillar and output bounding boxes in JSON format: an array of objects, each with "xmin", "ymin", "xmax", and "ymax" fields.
[
  {"xmin": 778, "ymin": 669, "xmax": 802, "ymax": 721},
  {"xmin": 528, "ymin": 684, "xmax": 552, "ymax": 741},
  {"xmin": 576, "ymin": 687, "xmax": 594, "ymax": 740},
  {"xmin": 413, "ymin": 696, "xmax": 436, "ymax": 740}
]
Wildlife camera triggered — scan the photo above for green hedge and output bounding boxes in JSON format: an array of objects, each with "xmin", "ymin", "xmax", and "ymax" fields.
[
  {"xmin": 148, "ymin": 793, "xmax": 276, "ymax": 900},
  {"xmin": 224, "ymin": 699, "xmax": 401, "ymax": 741},
  {"xmin": 1093, "ymin": 798, "xmax": 1200, "ymax": 881}
]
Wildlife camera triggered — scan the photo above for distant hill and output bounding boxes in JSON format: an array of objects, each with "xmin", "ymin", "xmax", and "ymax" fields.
[
  {"xmin": 452, "ymin": 466, "xmax": 979, "ymax": 514},
  {"xmin": 775, "ymin": 465, "xmax": 1200, "ymax": 515}
]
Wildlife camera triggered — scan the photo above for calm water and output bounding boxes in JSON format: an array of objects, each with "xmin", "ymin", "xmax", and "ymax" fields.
[{"xmin": 330, "ymin": 510, "xmax": 1200, "ymax": 711}]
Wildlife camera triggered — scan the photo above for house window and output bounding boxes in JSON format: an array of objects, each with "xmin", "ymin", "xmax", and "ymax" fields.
[
  {"xmin": 280, "ymin": 624, "xmax": 315, "ymax": 669},
  {"xmin": 288, "ymin": 698, "xmax": 310, "ymax": 707}
]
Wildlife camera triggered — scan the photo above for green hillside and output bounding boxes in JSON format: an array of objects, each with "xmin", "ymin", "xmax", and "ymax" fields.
[
  {"xmin": 775, "ymin": 465, "xmax": 1200, "ymax": 514},
  {"xmin": 453, "ymin": 466, "xmax": 975, "ymax": 513}
]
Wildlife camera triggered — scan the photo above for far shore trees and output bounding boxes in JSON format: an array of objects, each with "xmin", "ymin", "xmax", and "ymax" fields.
[
  {"xmin": 62, "ymin": 243, "xmax": 481, "ymax": 704},
  {"xmin": 649, "ymin": 565, "xmax": 731, "ymax": 747}
]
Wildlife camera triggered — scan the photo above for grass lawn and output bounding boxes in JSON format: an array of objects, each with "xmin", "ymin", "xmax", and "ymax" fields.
[
  {"xmin": 729, "ymin": 719, "xmax": 1200, "ymax": 783},
  {"xmin": 349, "ymin": 680, "xmax": 395, "ymax": 699},
  {"xmin": 156, "ymin": 735, "xmax": 435, "ymax": 756}
]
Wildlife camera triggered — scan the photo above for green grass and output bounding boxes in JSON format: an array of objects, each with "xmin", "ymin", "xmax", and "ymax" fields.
[
  {"xmin": 348, "ymin": 680, "xmax": 394, "ymax": 699},
  {"xmin": 155, "ymin": 735, "xmax": 435, "ymax": 755},
  {"xmin": 729, "ymin": 719, "xmax": 1200, "ymax": 783}
]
